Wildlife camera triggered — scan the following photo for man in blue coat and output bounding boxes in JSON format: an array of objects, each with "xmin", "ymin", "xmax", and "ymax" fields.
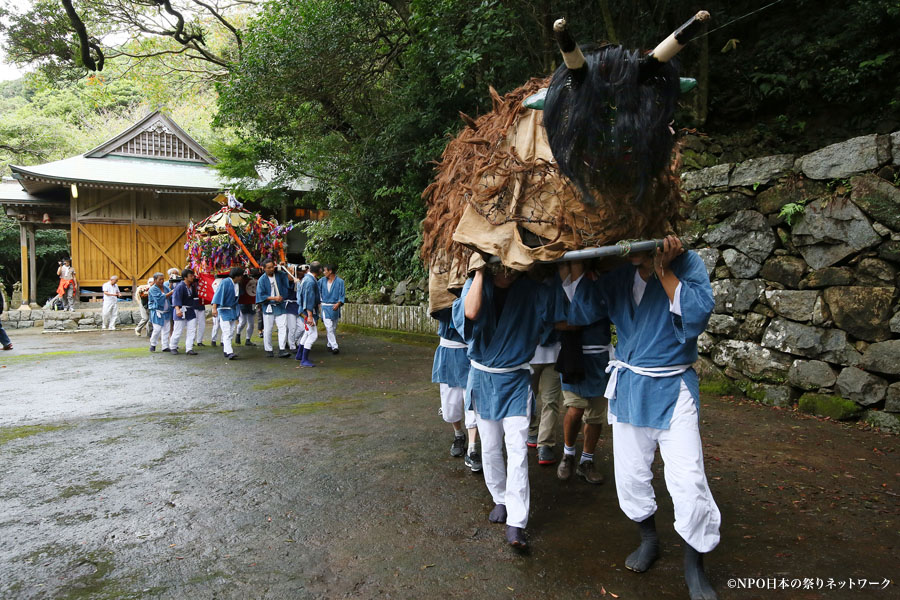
[
  {"xmin": 452, "ymin": 263, "xmax": 560, "ymax": 549},
  {"xmin": 170, "ymin": 268, "xmax": 198, "ymax": 356},
  {"xmin": 318, "ymin": 264, "xmax": 345, "ymax": 354},
  {"xmin": 554, "ymin": 262, "xmax": 612, "ymax": 486},
  {"xmin": 211, "ymin": 267, "xmax": 245, "ymax": 360},
  {"xmin": 569, "ymin": 235, "xmax": 720, "ymax": 600},
  {"xmin": 296, "ymin": 261, "xmax": 322, "ymax": 367},
  {"xmin": 432, "ymin": 308, "xmax": 480, "ymax": 472},
  {"xmin": 256, "ymin": 258, "xmax": 291, "ymax": 358},
  {"xmin": 148, "ymin": 272, "xmax": 172, "ymax": 352}
]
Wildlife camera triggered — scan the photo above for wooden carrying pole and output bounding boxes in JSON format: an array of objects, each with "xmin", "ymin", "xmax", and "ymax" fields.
[
  {"xmin": 225, "ymin": 223, "xmax": 260, "ymax": 269},
  {"xmin": 487, "ymin": 239, "xmax": 665, "ymax": 264}
]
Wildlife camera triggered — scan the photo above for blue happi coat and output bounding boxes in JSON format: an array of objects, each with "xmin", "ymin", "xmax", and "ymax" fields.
[
  {"xmin": 431, "ymin": 309, "xmax": 470, "ymax": 389},
  {"xmin": 318, "ymin": 276, "xmax": 346, "ymax": 321},
  {"xmin": 569, "ymin": 251, "xmax": 714, "ymax": 429},
  {"xmin": 148, "ymin": 284, "xmax": 171, "ymax": 326},
  {"xmin": 171, "ymin": 281, "xmax": 195, "ymax": 321},
  {"xmin": 558, "ymin": 275, "xmax": 612, "ymax": 399},
  {"xmin": 452, "ymin": 273, "xmax": 559, "ymax": 420},
  {"xmin": 298, "ymin": 273, "xmax": 320, "ymax": 320},
  {"xmin": 211, "ymin": 277, "xmax": 241, "ymax": 322},
  {"xmin": 255, "ymin": 271, "xmax": 290, "ymax": 316},
  {"xmin": 285, "ymin": 280, "xmax": 300, "ymax": 316}
]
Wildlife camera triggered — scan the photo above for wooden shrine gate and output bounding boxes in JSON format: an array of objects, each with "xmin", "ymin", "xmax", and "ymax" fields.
[
  {"xmin": 71, "ymin": 188, "xmax": 217, "ymax": 289},
  {"xmin": 71, "ymin": 223, "xmax": 187, "ymax": 288}
]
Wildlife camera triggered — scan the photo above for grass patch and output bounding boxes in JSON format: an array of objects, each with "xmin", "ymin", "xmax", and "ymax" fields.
[
  {"xmin": 0, "ymin": 424, "xmax": 69, "ymax": 447},
  {"xmin": 340, "ymin": 324, "xmax": 437, "ymax": 348},
  {"xmin": 270, "ymin": 393, "xmax": 375, "ymax": 416},
  {"xmin": 253, "ymin": 378, "xmax": 299, "ymax": 391},
  {"xmin": 58, "ymin": 480, "xmax": 117, "ymax": 499}
]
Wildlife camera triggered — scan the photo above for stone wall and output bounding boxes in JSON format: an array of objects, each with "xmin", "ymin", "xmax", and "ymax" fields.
[
  {"xmin": 1, "ymin": 305, "xmax": 144, "ymax": 331},
  {"xmin": 682, "ymin": 132, "xmax": 900, "ymax": 434},
  {"xmin": 341, "ymin": 303, "xmax": 437, "ymax": 335}
]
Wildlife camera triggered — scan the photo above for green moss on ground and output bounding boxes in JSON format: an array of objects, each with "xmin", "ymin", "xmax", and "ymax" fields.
[
  {"xmin": 339, "ymin": 324, "xmax": 437, "ymax": 348},
  {"xmin": 0, "ymin": 424, "xmax": 68, "ymax": 447},
  {"xmin": 798, "ymin": 393, "xmax": 862, "ymax": 421},
  {"xmin": 699, "ymin": 378, "xmax": 738, "ymax": 396}
]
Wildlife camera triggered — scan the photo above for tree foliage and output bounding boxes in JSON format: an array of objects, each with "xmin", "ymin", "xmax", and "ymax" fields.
[{"xmin": 2, "ymin": 0, "xmax": 898, "ymax": 291}]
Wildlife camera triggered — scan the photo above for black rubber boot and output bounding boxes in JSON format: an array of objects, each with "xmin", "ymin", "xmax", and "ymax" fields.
[
  {"xmin": 625, "ymin": 514, "xmax": 660, "ymax": 573},
  {"xmin": 684, "ymin": 545, "xmax": 718, "ymax": 600},
  {"xmin": 488, "ymin": 504, "xmax": 507, "ymax": 523}
]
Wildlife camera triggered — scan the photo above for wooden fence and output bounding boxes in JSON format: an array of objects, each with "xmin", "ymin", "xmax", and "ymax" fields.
[{"xmin": 341, "ymin": 303, "xmax": 438, "ymax": 335}]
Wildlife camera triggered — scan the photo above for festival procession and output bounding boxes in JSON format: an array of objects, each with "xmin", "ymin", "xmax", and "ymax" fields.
[{"xmin": 1, "ymin": 1, "xmax": 899, "ymax": 599}]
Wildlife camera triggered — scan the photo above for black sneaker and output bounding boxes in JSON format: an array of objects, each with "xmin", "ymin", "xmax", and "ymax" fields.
[
  {"xmin": 186, "ymin": 350, "xmax": 198, "ymax": 356},
  {"xmin": 149, "ymin": 346, "xmax": 156, "ymax": 352},
  {"xmin": 464, "ymin": 449, "xmax": 483, "ymax": 472},
  {"xmin": 227, "ymin": 353, "xmax": 238, "ymax": 360},
  {"xmin": 278, "ymin": 351, "xmax": 291, "ymax": 358},
  {"xmin": 245, "ymin": 340, "xmax": 257, "ymax": 346},
  {"xmin": 162, "ymin": 348, "xmax": 171, "ymax": 353},
  {"xmin": 170, "ymin": 349, "xmax": 179, "ymax": 355},
  {"xmin": 450, "ymin": 435, "xmax": 466, "ymax": 457},
  {"xmin": 538, "ymin": 445, "xmax": 556, "ymax": 465},
  {"xmin": 266, "ymin": 350, "xmax": 275, "ymax": 358},
  {"xmin": 211, "ymin": 340, "xmax": 217, "ymax": 347},
  {"xmin": 234, "ymin": 335, "xmax": 241, "ymax": 345},
  {"xmin": 331, "ymin": 348, "xmax": 340, "ymax": 355},
  {"xmin": 196, "ymin": 342, "xmax": 205, "ymax": 347}
]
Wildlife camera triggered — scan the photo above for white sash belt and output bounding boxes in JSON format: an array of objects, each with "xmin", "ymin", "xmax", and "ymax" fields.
[
  {"xmin": 604, "ymin": 359, "xmax": 692, "ymax": 401},
  {"xmin": 582, "ymin": 344, "xmax": 614, "ymax": 356},
  {"xmin": 439, "ymin": 337, "xmax": 468, "ymax": 349},
  {"xmin": 470, "ymin": 360, "xmax": 532, "ymax": 374}
]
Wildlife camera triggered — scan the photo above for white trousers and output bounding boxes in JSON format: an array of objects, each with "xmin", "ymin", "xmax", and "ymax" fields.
[
  {"xmin": 102, "ymin": 303, "xmax": 118, "ymax": 329},
  {"xmin": 262, "ymin": 312, "xmax": 287, "ymax": 351},
  {"xmin": 170, "ymin": 319, "xmax": 197, "ymax": 351},
  {"xmin": 210, "ymin": 315, "xmax": 221, "ymax": 342},
  {"xmin": 476, "ymin": 400, "xmax": 531, "ymax": 529},
  {"xmin": 285, "ymin": 313, "xmax": 298, "ymax": 349},
  {"xmin": 150, "ymin": 322, "xmax": 170, "ymax": 349},
  {"xmin": 237, "ymin": 311, "xmax": 255, "ymax": 338},
  {"xmin": 219, "ymin": 319, "xmax": 235, "ymax": 355},
  {"xmin": 299, "ymin": 321, "xmax": 318, "ymax": 350},
  {"xmin": 323, "ymin": 317, "xmax": 339, "ymax": 349},
  {"xmin": 612, "ymin": 381, "xmax": 721, "ymax": 553},
  {"xmin": 194, "ymin": 308, "xmax": 206, "ymax": 343},
  {"xmin": 439, "ymin": 384, "xmax": 477, "ymax": 428}
]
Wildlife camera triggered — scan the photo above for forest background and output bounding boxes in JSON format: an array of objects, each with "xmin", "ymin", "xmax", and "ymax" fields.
[{"xmin": 0, "ymin": 0, "xmax": 898, "ymax": 301}]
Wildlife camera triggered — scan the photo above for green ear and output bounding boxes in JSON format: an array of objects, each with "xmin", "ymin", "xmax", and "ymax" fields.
[
  {"xmin": 680, "ymin": 77, "xmax": 698, "ymax": 93},
  {"xmin": 523, "ymin": 88, "xmax": 547, "ymax": 110}
]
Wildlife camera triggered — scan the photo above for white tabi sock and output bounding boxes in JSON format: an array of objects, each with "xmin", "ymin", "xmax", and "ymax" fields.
[{"xmin": 580, "ymin": 451, "xmax": 594, "ymax": 464}]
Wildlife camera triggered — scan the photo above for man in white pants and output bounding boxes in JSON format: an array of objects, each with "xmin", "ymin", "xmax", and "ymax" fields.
[
  {"xmin": 147, "ymin": 272, "xmax": 171, "ymax": 352},
  {"xmin": 432, "ymin": 309, "xmax": 480, "ymax": 472},
  {"xmin": 210, "ymin": 267, "xmax": 244, "ymax": 360},
  {"xmin": 169, "ymin": 268, "xmax": 199, "ymax": 356},
  {"xmin": 101, "ymin": 275, "xmax": 121, "ymax": 330},
  {"xmin": 452, "ymin": 264, "xmax": 558, "ymax": 549},
  {"xmin": 193, "ymin": 282, "xmax": 207, "ymax": 347},
  {"xmin": 567, "ymin": 235, "xmax": 720, "ymax": 600},
  {"xmin": 255, "ymin": 259, "xmax": 291, "ymax": 358},
  {"xmin": 317, "ymin": 264, "xmax": 345, "ymax": 354},
  {"xmin": 295, "ymin": 262, "xmax": 321, "ymax": 367}
]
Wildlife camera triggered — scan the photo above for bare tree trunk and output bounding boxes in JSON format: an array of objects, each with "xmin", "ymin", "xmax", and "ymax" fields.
[{"xmin": 599, "ymin": 0, "xmax": 619, "ymax": 44}]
